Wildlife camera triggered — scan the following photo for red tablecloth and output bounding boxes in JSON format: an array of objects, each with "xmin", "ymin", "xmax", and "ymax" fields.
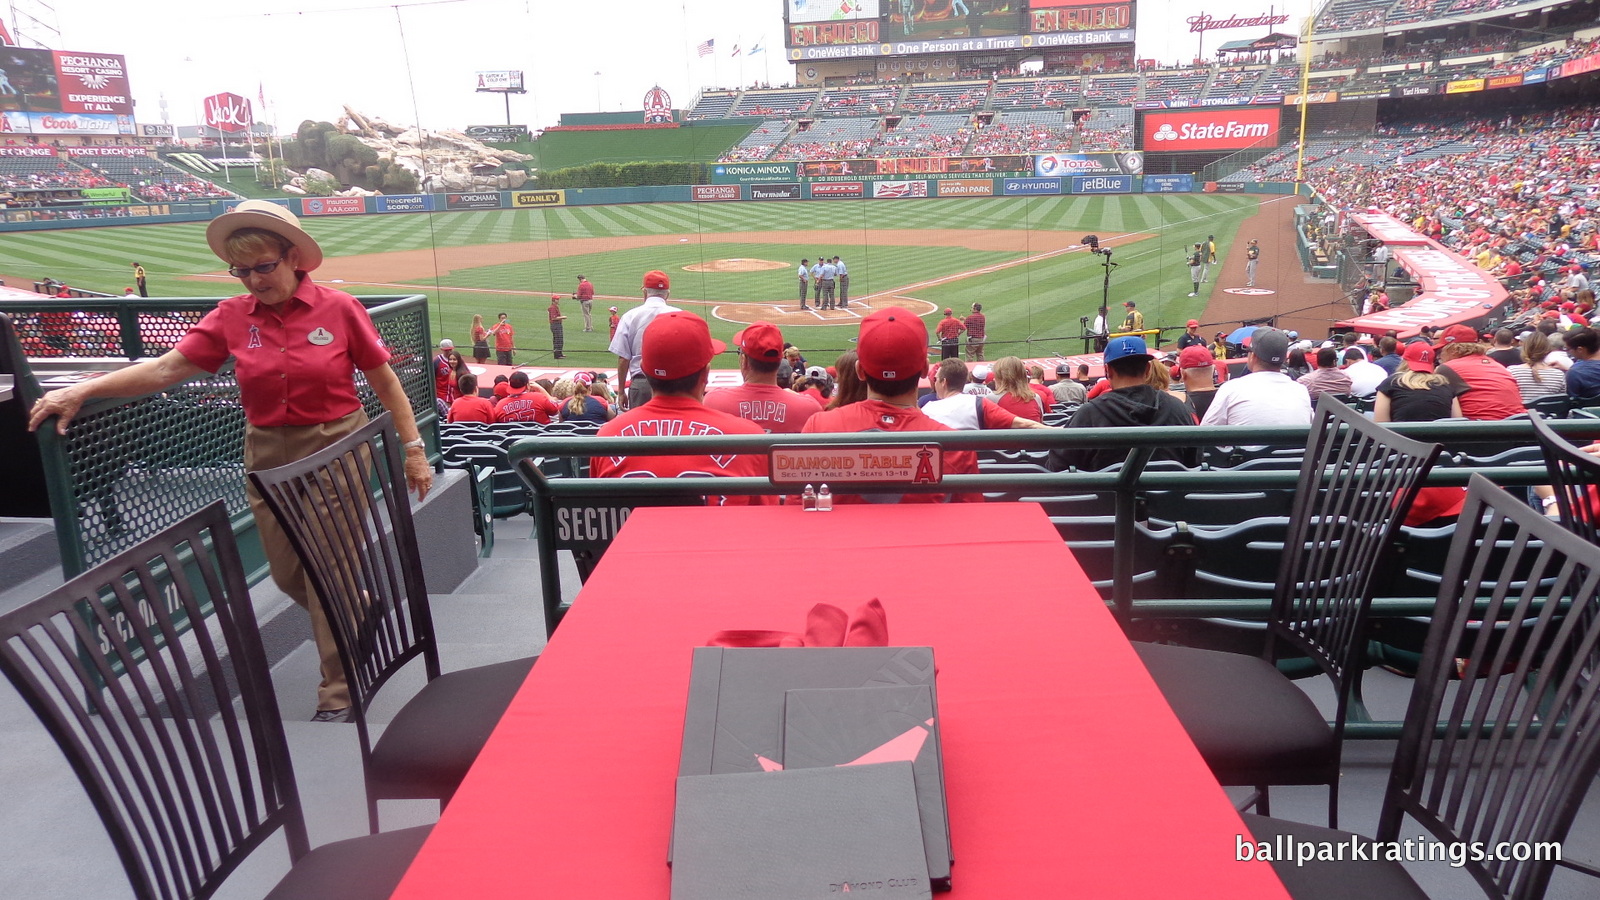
[{"xmin": 390, "ymin": 503, "xmax": 1289, "ymax": 898}]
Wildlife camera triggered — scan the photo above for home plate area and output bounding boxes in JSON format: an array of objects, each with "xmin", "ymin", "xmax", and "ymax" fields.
[{"xmin": 712, "ymin": 295, "xmax": 939, "ymax": 328}]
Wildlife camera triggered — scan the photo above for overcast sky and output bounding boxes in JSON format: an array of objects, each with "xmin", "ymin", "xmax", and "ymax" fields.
[{"xmin": 45, "ymin": 0, "xmax": 1309, "ymax": 135}]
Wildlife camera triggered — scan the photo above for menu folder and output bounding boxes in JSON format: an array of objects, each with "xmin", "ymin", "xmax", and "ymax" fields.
[
  {"xmin": 671, "ymin": 762, "xmax": 932, "ymax": 900},
  {"xmin": 675, "ymin": 647, "xmax": 951, "ymax": 891}
]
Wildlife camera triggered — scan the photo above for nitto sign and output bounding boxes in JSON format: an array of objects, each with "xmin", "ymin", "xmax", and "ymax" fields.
[{"xmin": 1142, "ymin": 109, "xmax": 1280, "ymax": 152}]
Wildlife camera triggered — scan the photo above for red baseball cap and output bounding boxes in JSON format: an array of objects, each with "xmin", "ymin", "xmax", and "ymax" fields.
[
  {"xmin": 641, "ymin": 311, "xmax": 725, "ymax": 379},
  {"xmin": 1186, "ymin": 319, "xmax": 1199, "ymax": 328},
  {"xmin": 1436, "ymin": 324, "xmax": 1480, "ymax": 347},
  {"xmin": 857, "ymin": 307, "xmax": 929, "ymax": 381},
  {"xmin": 643, "ymin": 270, "xmax": 670, "ymax": 290},
  {"xmin": 731, "ymin": 321, "xmax": 783, "ymax": 363},
  {"xmin": 1178, "ymin": 345, "xmax": 1214, "ymax": 369},
  {"xmin": 1403, "ymin": 341, "xmax": 1436, "ymax": 372}
]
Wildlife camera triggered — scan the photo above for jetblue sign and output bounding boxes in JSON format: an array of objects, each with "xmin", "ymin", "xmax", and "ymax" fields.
[
  {"xmin": 1143, "ymin": 174, "xmax": 1193, "ymax": 193},
  {"xmin": 1071, "ymin": 175, "xmax": 1133, "ymax": 194},
  {"xmin": 1002, "ymin": 177, "xmax": 1062, "ymax": 196}
]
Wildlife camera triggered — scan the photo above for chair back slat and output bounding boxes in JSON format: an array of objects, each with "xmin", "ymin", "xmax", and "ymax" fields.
[
  {"xmin": 246, "ymin": 414, "xmax": 439, "ymax": 779},
  {"xmin": 0, "ymin": 502, "xmax": 306, "ymax": 900},
  {"xmin": 1529, "ymin": 411, "xmax": 1600, "ymax": 543},
  {"xmin": 1381, "ymin": 475, "xmax": 1600, "ymax": 900},
  {"xmin": 1270, "ymin": 395, "xmax": 1444, "ymax": 702}
]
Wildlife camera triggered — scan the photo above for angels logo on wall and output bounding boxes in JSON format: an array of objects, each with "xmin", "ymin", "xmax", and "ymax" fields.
[{"xmin": 642, "ymin": 86, "xmax": 672, "ymax": 124}]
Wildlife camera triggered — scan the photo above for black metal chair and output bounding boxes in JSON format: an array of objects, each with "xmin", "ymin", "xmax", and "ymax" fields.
[
  {"xmin": 1135, "ymin": 394, "xmax": 1444, "ymax": 828},
  {"xmin": 0, "ymin": 502, "xmax": 430, "ymax": 900},
  {"xmin": 1530, "ymin": 411, "xmax": 1600, "ymax": 544},
  {"xmin": 1245, "ymin": 474, "xmax": 1600, "ymax": 899},
  {"xmin": 248, "ymin": 413, "xmax": 536, "ymax": 834}
]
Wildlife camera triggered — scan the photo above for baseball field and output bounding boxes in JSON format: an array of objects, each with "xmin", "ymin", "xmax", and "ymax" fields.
[{"xmin": 0, "ymin": 192, "xmax": 1301, "ymax": 363}]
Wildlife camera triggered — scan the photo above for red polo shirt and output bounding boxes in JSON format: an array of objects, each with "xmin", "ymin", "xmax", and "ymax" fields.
[{"xmin": 175, "ymin": 276, "xmax": 391, "ymax": 427}]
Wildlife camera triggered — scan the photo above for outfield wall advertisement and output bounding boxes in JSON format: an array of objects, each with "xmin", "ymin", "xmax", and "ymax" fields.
[
  {"xmin": 711, "ymin": 162, "xmax": 800, "ymax": 184},
  {"xmin": 1033, "ymin": 151, "xmax": 1142, "ymax": 177}
]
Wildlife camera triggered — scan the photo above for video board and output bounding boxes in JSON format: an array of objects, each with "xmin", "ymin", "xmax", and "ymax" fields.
[
  {"xmin": 0, "ymin": 47, "xmax": 132, "ymax": 115},
  {"xmin": 784, "ymin": 0, "xmax": 1134, "ymax": 55},
  {"xmin": 1030, "ymin": 1, "xmax": 1134, "ymax": 33}
]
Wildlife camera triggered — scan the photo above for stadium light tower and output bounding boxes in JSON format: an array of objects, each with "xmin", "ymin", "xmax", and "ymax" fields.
[{"xmin": 5, "ymin": 0, "xmax": 61, "ymax": 49}]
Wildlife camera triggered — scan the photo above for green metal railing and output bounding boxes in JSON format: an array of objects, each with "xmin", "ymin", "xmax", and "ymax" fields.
[
  {"xmin": 509, "ymin": 418, "xmax": 1600, "ymax": 737},
  {"xmin": 4, "ymin": 295, "xmax": 438, "ymax": 582}
]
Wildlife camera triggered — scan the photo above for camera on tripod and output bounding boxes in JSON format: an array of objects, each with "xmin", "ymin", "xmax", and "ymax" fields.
[{"xmin": 1081, "ymin": 234, "xmax": 1112, "ymax": 256}]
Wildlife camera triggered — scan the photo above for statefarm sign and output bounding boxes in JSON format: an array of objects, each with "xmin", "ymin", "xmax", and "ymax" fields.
[
  {"xmin": 1142, "ymin": 108, "xmax": 1280, "ymax": 152},
  {"xmin": 1336, "ymin": 212, "xmax": 1509, "ymax": 338}
]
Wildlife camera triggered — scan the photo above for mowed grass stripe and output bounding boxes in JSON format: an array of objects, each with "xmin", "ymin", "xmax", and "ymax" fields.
[{"xmin": 2, "ymin": 195, "xmax": 1261, "ymax": 356}]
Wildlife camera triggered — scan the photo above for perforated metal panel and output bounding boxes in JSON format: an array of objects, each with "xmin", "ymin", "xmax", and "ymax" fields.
[
  {"xmin": 22, "ymin": 295, "xmax": 436, "ymax": 573},
  {"xmin": 62, "ymin": 374, "xmax": 248, "ymax": 565}
]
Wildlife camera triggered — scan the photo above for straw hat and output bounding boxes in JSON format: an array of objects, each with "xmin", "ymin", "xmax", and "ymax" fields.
[{"xmin": 205, "ymin": 200, "xmax": 324, "ymax": 271}]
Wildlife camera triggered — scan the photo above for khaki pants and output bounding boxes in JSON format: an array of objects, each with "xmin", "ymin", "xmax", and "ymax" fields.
[{"xmin": 244, "ymin": 409, "xmax": 367, "ymax": 711}]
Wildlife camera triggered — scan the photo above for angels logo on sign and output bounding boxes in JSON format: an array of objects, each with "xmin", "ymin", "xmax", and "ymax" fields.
[{"xmin": 1153, "ymin": 124, "xmax": 1178, "ymax": 142}]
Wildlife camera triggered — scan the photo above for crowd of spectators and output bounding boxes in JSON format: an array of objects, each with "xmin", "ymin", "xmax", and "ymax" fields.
[
  {"xmin": 967, "ymin": 123, "xmax": 1071, "ymax": 156},
  {"xmin": 1303, "ymin": 102, "xmax": 1600, "ymax": 341},
  {"xmin": 770, "ymin": 139, "xmax": 878, "ymax": 162}
]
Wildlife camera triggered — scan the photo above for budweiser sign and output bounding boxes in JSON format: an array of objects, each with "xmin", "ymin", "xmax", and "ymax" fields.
[
  {"xmin": 203, "ymin": 92, "xmax": 253, "ymax": 134},
  {"xmin": 1187, "ymin": 11, "xmax": 1291, "ymax": 32}
]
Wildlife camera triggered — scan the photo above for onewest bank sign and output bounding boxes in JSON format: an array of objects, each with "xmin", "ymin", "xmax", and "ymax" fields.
[{"xmin": 1337, "ymin": 212, "xmax": 1509, "ymax": 338}]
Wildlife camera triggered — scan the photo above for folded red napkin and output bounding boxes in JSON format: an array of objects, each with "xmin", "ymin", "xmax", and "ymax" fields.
[{"xmin": 706, "ymin": 599, "xmax": 888, "ymax": 648}]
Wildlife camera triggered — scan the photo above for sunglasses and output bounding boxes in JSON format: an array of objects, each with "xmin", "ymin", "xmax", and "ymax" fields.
[{"xmin": 228, "ymin": 254, "xmax": 288, "ymax": 279}]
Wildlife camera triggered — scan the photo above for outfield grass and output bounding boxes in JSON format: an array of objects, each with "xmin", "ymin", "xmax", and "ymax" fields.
[{"xmin": 0, "ymin": 193, "xmax": 1263, "ymax": 365}]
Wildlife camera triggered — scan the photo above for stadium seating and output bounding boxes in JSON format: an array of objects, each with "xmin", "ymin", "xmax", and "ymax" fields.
[
  {"xmin": 729, "ymin": 88, "xmax": 819, "ymax": 118},
  {"xmin": 1082, "ymin": 74, "xmax": 1138, "ymax": 107},
  {"xmin": 721, "ymin": 119, "xmax": 790, "ymax": 162},
  {"xmin": 1205, "ymin": 67, "xmax": 1268, "ymax": 97},
  {"xmin": 1144, "ymin": 70, "xmax": 1208, "ymax": 103},
  {"xmin": 900, "ymin": 80, "xmax": 989, "ymax": 113},
  {"xmin": 874, "ymin": 113, "xmax": 971, "ymax": 157},
  {"xmin": 989, "ymin": 76, "xmax": 1081, "ymax": 109},
  {"xmin": 686, "ymin": 91, "xmax": 738, "ymax": 120},
  {"xmin": 968, "ymin": 110, "xmax": 1077, "ymax": 156},
  {"xmin": 817, "ymin": 85, "xmax": 899, "ymax": 114}
]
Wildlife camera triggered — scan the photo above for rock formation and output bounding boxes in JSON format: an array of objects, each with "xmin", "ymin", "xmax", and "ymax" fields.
[{"xmin": 332, "ymin": 106, "xmax": 534, "ymax": 192}]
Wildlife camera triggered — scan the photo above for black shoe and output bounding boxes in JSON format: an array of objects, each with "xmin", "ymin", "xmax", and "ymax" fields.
[
  {"xmin": 554, "ymin": 354, "xmax": 568, "ymax": 359},
  {"xmin": 312, "ymin": 707, "xmax": 350, "ymax": 723}
]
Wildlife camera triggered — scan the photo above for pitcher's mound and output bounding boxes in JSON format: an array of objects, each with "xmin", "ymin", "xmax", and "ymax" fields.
[{"xmin": 684, "ymin": 258, "xmax": 788, "ymax": 273}]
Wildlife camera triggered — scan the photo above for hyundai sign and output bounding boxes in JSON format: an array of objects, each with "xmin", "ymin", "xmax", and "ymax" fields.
[
  {"xmin": 1142, "ymin": 108, "xmax": 1281, "ymax": 152},
  {"xmin": 1071, "ymin": 175, "xmax": 1133, "ymax": 194},
  {"xmin": 1002, "ymin": 177, "xmax": 1063, "ymax": 196}
]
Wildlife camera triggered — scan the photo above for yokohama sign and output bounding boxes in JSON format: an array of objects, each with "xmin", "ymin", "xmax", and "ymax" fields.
[{"xmin": 1142, "ymin": 108, "xmax": 1281, "ymax": 152}]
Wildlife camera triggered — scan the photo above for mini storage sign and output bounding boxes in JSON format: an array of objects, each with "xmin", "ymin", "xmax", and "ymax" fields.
[{"xmin": 712, "ymin": 162, "xmax": 800, "ymax": 184}]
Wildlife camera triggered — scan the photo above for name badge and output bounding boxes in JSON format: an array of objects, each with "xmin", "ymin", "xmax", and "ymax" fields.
[{"xmin": 308, "ymin": 327, "xmax": 334, "ymax": 346}]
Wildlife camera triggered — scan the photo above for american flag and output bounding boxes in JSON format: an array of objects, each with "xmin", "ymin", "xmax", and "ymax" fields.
[{"xmin": 697, "ymin": 39, "xmax": 714, "ymax": 57}]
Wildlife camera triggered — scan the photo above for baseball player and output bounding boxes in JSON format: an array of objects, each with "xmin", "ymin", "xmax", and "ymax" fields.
[{"xmin": 1245, "ymin": 239, "xmax": 1260, "ymax": 287}]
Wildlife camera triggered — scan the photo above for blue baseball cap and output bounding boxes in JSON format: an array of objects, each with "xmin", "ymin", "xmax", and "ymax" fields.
[{"xmin": 1103, "ymin": 335, "xmax": 1152, "ymax": 364}]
